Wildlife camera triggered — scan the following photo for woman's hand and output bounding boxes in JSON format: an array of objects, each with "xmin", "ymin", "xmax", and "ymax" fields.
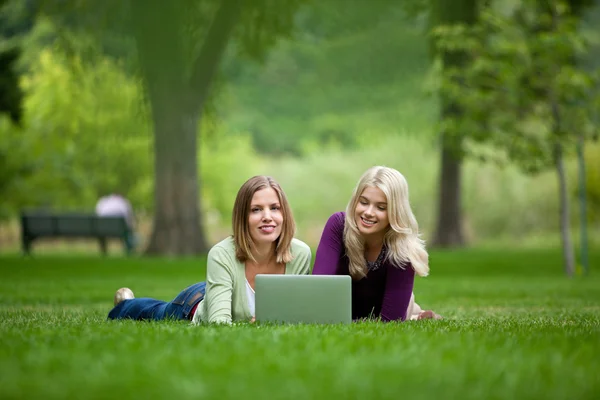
[{"xmin": 417, "ymin": 310, "xmax": 443, "ymax": 320}]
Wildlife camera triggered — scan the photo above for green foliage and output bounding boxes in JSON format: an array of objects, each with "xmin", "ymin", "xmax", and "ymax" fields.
[
  {"xmin": 582, "ymin": 141, "xmax": 600, "ymax": 222},
  {"xmin": 264, "ymin": 133, "xmax": 600, "ymax": 246},
  {"xmin": 221, "ymin": 5, "xmax": 434, "ymax": 155},
  {"xmin": 0, "ymin": 41, "xmax": 154, "ymax": 217},
  {"xmin": 234, "ymin": 0, "xmax": 308, "ymax": 61},
  {"xmin": 0, "ymin": 117, "xmax": 33, "ymax": 218},
  {"xmin": 18, "ymin": 46, "xmax": 151, "ymax": 209},
  {"xmin": 199, "ymin": 126, "xmax": 266, "ymax": 229},
  {"xmin": 0, "ymin": 47, "xmax": 23, "ymax": 124},
  {"xmin": 1, "ymin": 36, "xmax": 595, "ymax": 242},
  {"xmin": 35, "ymin": 0, "xmax": 436, "ymax": 158},
  {"xmin": 0, "ymin": 0, "xmax": 35, "ymax": 125},
  {"xmin": 0, "ymin": 249, "xmax": 599, "ymax": 399},
  {"xmin": 0, "ymin": 41, "xmax": 268, "ymax": 223},
  {"xmin": 431, "ymin": 0, "xmax": 600, "ymax": 172},
  {"xmin": 2, "ymin": 0, "xmax": 598, "ymax": 245}
]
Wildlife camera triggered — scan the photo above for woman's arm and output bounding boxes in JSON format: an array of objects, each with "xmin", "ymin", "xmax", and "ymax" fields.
[
  {"xmin": 203, "ymin": 245, "xmax": 236, "ymax": 324},
  {"xmin": 312, "ymin": 212, "xmax": 345, "ymax": 275},
  {"xmin": 380, "ymin": 263, "xmax": 415, "ymax": 322}
]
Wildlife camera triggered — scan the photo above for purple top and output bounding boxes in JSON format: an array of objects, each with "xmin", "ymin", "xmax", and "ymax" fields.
[{"xmin": 312, "ymin": 212, "xmax": 415, "ymax": 322}]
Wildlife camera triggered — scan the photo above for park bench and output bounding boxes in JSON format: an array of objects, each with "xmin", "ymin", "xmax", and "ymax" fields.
[{"xmin": 20, "ymin": 212, "xmax": 134, "ymax": 255}]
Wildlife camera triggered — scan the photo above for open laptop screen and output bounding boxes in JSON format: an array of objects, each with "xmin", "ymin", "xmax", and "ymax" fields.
[{"xmin": 255, "ymin": 275, "xmax": 352, "ymax": 324}]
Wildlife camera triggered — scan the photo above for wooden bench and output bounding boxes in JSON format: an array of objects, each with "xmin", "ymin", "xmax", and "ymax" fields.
[{"xmin": 20, "ymin": 212, "xmax": 134, "ymax": 255}]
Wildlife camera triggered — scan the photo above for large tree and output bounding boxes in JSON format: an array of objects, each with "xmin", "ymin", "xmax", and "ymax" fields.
[
  {"xmin": 428, "ymin": 0, "xmax": 482, "ymax": 247},
  {"xmin": 136, "ymin": 0, "xmax": 303, "ymax": 255},
  {"xmin": 39, "ymin": 0, "xmax": 304, "ymax": 255},
  {"xmin": 432, "ymin": 0, "xmax": 599, "ymax": 275},
  {"xmin": 131, "ymin": 1, "xmax": 243, "ymax": 255}
]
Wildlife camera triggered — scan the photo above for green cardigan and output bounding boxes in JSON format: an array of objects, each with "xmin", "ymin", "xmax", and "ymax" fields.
[{"xmin": 194, "ymin": 236, "xmax": 312, "ymax": 324}]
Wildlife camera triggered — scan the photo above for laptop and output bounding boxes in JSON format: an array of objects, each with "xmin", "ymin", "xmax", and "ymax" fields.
[{"xmin": 254, "ymin": 274, "xmax": 352, "ymax": 324}]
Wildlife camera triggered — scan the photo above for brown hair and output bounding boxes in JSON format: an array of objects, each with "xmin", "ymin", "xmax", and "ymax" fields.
[{"xmin": 232, "ymin": 176, "xmax": 296, "ymax": 263}]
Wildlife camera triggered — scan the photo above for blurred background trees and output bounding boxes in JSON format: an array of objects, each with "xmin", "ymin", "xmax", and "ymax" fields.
[
  {"xmin": 432, "ymin": 0, "xmax": 599, "ymax": 275},
  {"xmin": 428, "ymin": 0, "xmax": 481, "ymax": 248},
  {"xmin": 0, "ymin": 0, "xmax": 598, "ymax": 272}
]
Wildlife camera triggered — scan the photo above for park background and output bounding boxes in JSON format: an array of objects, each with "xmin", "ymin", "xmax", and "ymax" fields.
[
  {"xmin": 1, "ymin": 0, "xmax": 598, "ymax": 258},
  {"xmin": 1, "ymin": 0, "xmax": 599, "ymax": 399}
]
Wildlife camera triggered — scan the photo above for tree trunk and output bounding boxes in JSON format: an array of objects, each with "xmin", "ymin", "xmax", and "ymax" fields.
[
  {"xmin": 131, "ymin": 0, "xmax": 243, "ymax": 255},
  {"xmin": 145, "ymin": 98, "xmax": 207, "ymax": 255},
  {"xmin": 429, "ymin": 0, "xmax": 479, "ymax": 247},
  {"xmin": 547, "ymin": 5, "xmax": 576, "ymax": 277},
  {"xmin": 576, "ymin": 135, "xmax": 589, "ymax": 274},
  {"xmin": 432, "ymin": 134, "xmax": 464, "ymax": 247},
  {"xmin": 570, "ymin": 0, "xmax": 597, "ymax": 276},
  {"xmin": 554, "ymin": 142, "xmax": 576, "ymax": 277}
]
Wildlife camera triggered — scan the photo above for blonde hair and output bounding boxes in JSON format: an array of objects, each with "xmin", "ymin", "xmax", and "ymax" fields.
[
  {"xmin": 232, "ymin": 176, "xmax": 295, "ymax": 264},
  {"xmin": 344, "ymin": 166, "xmax": 429, "ymax": 279}
]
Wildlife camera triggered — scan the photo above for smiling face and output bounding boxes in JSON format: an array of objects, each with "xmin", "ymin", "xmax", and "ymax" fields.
[
  {"xmin": 354, "ymin": 186, "xmax": 390, "ymax": 241},
  {"xmin": 248, "ymin": 187, "xmax": 284, "ymax": 248}
]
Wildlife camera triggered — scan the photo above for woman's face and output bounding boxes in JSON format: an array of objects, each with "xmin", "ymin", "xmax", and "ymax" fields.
[
  {"xmin": 354, "ymin": 186, "xmax": 389, "ymax": 240},
  {"xmin": 248, "ymin": 187, "xmax": 284, "ymax": 247}
]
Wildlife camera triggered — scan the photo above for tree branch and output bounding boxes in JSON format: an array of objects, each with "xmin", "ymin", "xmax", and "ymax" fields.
[{"xmin": 189, "ymin": 0, "xmax": 244, "ymax": 111}]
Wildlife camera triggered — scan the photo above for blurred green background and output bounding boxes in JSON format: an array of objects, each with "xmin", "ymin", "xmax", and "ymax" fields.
[{"xmin": 0, "ymin": 0, "xmax": 599, "ymax": 255}]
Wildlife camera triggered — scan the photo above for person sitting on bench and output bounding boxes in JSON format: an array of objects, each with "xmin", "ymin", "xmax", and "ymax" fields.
[{"xmin": 95, "ymin": 192, "xmax": 137, "ymax": 250}]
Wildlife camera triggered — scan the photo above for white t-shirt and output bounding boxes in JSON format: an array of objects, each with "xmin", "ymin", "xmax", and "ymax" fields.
[
  {"xmin": 246, "ymin": 279, "xmax": 255, "ymax": 318},
  {"xmin": 95, "ymin": 194, "xmax": 134, "ymax": 227}
]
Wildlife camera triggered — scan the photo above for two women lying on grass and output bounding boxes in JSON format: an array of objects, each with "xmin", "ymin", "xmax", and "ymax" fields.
[{"xmin": 108, "ymin": 167, "xmax": 440, "ymax": 324}]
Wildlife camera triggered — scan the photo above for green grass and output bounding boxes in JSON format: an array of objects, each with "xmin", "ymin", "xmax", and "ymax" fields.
[{"xmin": 1, "ymin": 249, "xmax": 599, "ymax": 399}]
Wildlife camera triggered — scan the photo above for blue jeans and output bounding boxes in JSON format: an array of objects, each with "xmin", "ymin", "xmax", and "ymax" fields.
[{"xmin": 108, "ymin": 282, "xmax": 206, "ymax": 321}]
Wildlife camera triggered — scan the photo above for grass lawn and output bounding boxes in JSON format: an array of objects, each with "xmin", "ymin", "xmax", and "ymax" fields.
[{"xmin": 0, "ymin": 248, "xmax": 599, "ymax": 400}]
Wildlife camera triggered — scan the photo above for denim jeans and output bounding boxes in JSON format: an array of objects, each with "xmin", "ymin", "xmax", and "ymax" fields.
[{"xmin": 107, "ymin": 282, "xmax": 206, "ymax": 321}]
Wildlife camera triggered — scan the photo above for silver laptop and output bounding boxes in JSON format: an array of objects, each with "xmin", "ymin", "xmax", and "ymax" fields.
[{"xmin": 255, "ymin": 275, "xmax": 352, "ymax": 324}]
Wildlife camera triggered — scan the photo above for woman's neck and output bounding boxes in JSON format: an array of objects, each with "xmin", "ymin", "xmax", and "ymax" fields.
[
  {"xmin": 245, "ymin": 243, "xmax": 284, "ymax": 290},
  {"xmin": 363, "ymin": 235, "xmax": 384, "ymax": 262},
  {"xmin": 363, "ymin": 234, "xmax": 384, "ymax": 252},
  {"xmin": 250, "ymin": 243, "xmax": 277, "ymax": 267}
]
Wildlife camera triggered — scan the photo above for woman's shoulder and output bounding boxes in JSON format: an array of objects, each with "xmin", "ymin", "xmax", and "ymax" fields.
[
  {"xmin": 331, "ymin": 211, "xmax": 345, "ymax": 221},
  {"xmin": 206, "ymin": 236, "xmax": 242, "ymax": 277},
  {"xmin": 207, "ymin": 236, "xmax": 236, "ymax": 259},
  {"xmin": 327, "ymin": 211, "xmax": 346, "ymax": 227},
  {"xmin": 291, "ymin": 237, "xmax": 311, "ymax": 256},
  {"xmin": 288, "ymin": 238, "xmax": 311, "ymax": 274},
  {"xmin": 321, "ymin": 211, "xmax": 346, "ymax": 238}
]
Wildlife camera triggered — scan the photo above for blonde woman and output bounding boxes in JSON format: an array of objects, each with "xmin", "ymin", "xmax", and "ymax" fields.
[
  {"xmin": 313, "ymin": 166, "xmax": 440, "ymax": 321},
  {"xmin": 108, "ymin": 176, "xmax": 312, "ymax": 324}
]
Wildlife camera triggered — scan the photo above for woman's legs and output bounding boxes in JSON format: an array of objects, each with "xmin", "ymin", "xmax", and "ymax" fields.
[
  {"xmin": 108, "ymin": 282, "xmax": 206, "ymax": 321},
  {"xmin": 108, "ymin": 297, "xmax": 170, "ymax": 320}
]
